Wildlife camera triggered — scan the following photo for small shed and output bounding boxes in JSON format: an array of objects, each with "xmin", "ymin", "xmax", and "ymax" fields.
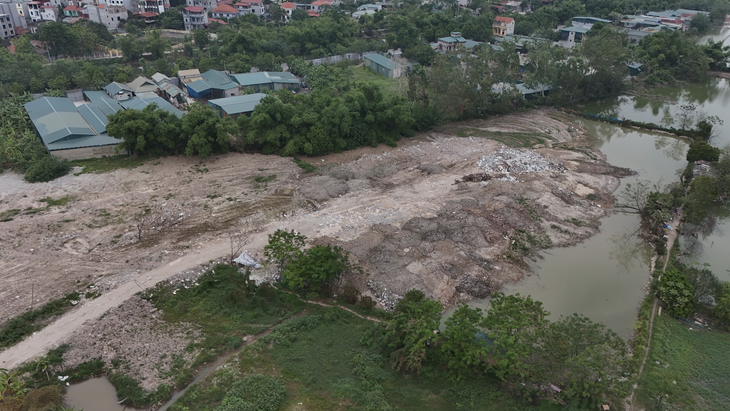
[
  {"xmin": 207, "ymin": 93, "xmax": 268, "ymax": 118},
  {"xmin": 626, "ymin": 61, "xmax": 643, "ymax": 76},
  {"xmin": 363, "ymin": 54, "xmax": 400, "ymax": 78}
]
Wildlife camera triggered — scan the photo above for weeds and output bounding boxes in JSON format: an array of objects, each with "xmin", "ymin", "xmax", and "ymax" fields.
[
  {"xmin": 253, "ymin": 174, "xmax": 277, "ymax": 183},
  {"xmin": 0, "ymin": 293, "xmax": 80, "ymax": 349},
  {"xmin": 70, "ymin": 155, "xmax": 149, "ymax": 174},
  {"xmin": 292, "ymin": 157, "xmax": 317, "ymax": 173}
]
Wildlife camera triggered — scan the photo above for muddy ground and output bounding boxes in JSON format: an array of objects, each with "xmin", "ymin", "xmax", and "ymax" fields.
[{"xmin": 1, "ymin": 109, "xmax": 632, "ymax": 384}]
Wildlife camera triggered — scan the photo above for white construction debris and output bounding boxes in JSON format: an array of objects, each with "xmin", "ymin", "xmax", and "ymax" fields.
[{"xmin": 477, "ymin": 148, "xmax": 565, "ymax": 180}]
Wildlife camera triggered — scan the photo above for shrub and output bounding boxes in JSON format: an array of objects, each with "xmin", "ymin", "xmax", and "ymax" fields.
[
  {"xmin": 216, "ymin": 374, "xmax": 286, "ymax": 411},
  {"xmin": 342, "ymin": 282, "xmax": 360, "ymax": 305},
  {"xmin": 20, "ymin": 385, "xmax": 63, "ymax": 411},
  {"xmin": 686, "ymin": 141, "xmax": 721, "ymax": 162},
  {"xmin": 657, "ymin": 269, "xmax": 695, "ymax": 318},
  {"xmin": 360, "ymin": 296, "xmax": 376, "ymax": 310},
  {"xmin": 23, "ymin": 156, "xmax": 71, "ymax": 183}
]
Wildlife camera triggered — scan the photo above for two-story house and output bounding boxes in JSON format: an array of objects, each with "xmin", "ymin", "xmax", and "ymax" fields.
[
  {"xmin": 211, "ymin": 3, "xmax": 238, "ymax": 19},
  {"xmin": 185, "ymin": 0, "xmax": 215, "ymax": 11},
  {"xmin": 492, "ymin": 16, "xmax": 514, "ymax": 37}
]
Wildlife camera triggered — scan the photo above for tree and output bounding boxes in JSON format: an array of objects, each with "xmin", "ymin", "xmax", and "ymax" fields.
[
  {"xmin": 106, "ymin": 104, "xmax": 184, "ymax": 156},
  {"xmin": 385, "ymin": 290, "xmax": 442, "ymax": 373},
  {"xmin": 690, "ymin": 13, "xmax": 711, "ymax": 33},
  {"xmin": 481, "ymin": 293, "xmax": 549, "ymax": 383},
  {"xmin": 282, "ymin": 244, "xmax": 351, "ymax": 292},
  {"xmin": 686, "ymin": 141, "xmax": 721, "ymax": 162},
  {"xmin": 38, "ymin": 22, "xmax": 78, "ymax": 57},
  {"xmin": 684, "ymin": 175, "xmax": 719, "ymax": 224},
  {"xmin": 441, "ymin": 304, "xmax": 489, "ymax": 378},
  {"xmin": 714, "ymin": 282, "xmax": 730, "ymax": 324},
  {"xmin": 181, "ymin": 104, "xmax": 236, "ymax": 158},
  {"xmin": 263, "ymin": 229, "xmax": 306, "ymax": 273},
  {"xmin": 291, "ymin": 8, "xmax": 309, "ymax": 21},
  {"xmin": 685, "ymin": 267, "xmax": 721, "ymax": 306},
  {"xmin": 542, "ymin": 314, "xmax": 629, "ymax": 399},
  {"xmin": 657, "ymin": 268, "xmax": 695, "ymax": 318},
  {"xmin": 145, "ymin": 30, "xmax": 171, "ymax": 60},
  {"xmin": 192, "ymin": 29, "xmax": 209, "ymax": 50},
  {"xmin": 116, "ymin": 34, "xmax": 141, "ymax": 62}
]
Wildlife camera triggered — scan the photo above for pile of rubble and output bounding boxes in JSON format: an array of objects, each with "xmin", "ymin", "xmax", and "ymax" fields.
[
  {"xmin": 477, "ymin": 148, "xmax": 565, "ymax": 178},
  {"xmin": 367, "ymin": 279, "xmax": 402, "ymax": 311}
]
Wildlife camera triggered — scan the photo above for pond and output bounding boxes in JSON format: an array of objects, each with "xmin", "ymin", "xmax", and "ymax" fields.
[{"xmin": 64, "ymin": 377, "xmax": 139, "ymax": 411}]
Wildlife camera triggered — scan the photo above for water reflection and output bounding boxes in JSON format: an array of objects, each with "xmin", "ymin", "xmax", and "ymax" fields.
[
  {"xmin": 654, "ymin": 136, "xmax": 688, "ymax": 161},
  {"xmin": 607, "ymin": 222, "xmax": 651, "ymax": 274}
]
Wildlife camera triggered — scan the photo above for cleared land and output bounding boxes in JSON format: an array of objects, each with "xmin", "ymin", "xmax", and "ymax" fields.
[{"xmin": 0, "ymin": 108, "xmax": 631, "ymax": 371}]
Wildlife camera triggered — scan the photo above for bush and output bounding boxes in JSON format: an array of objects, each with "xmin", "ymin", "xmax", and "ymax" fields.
[
  {"xmin": 20, "ymin": 385, "xmax": 63, "ymax": 411},
  {"xmin": 216, "ymin": 374, "xmax": 286, "ymax": 411},
  {"xmin": 342, "ymin": 282, "xmax": 360, "ymax": 305},
  {"xmin": 686, "ymin": 141, "xmax": 721, "ymax": 162},
  {"xmin": 360, "ymin": 295, "xmax": 376, "ymax": 310},
  {"xmin": 23, "ymin": 155, "xmax": 71, "ymax": 183},
  {"xmin": 657, "ymin": 268, "xmax": 695, "ymax": 318}
]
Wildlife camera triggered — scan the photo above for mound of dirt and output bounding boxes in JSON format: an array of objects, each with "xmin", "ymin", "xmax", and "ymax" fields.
[{"xmin": 298, "ymin": 176, "xmax": 350, "ymax": 201}]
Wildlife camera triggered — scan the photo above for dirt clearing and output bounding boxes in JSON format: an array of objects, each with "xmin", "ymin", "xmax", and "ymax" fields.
[{"xmin": 0, "ymin": 108, "xmax": 632, "ymax": 370}]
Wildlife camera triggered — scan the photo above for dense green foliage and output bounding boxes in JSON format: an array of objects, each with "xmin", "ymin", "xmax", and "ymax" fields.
[
  {"xmin": 282, "ymin": 245, "xmax": 352, "ymax": 292},
  {"xmin": 0, "ymin": 95, "xmax": 71, "ymax": 182},
  {"xmin": 385, "ymin": 290, "xmax": 443, "ymax": 373},
  {"xmin": 215, "ymin": 374, "xmax": 286, "ymax": 411},
  {"xmin": 657, "ymin": 268, "xmax": 696, "ymax": 317},
  {"xmin": 686, "ymin": 141, "xmax": 721, "ymax": 162}
]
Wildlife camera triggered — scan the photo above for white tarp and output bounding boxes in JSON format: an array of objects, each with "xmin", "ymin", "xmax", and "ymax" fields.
[{"xmin": 233, "ymin": 251, "xmax": 263, "ymax": 268}]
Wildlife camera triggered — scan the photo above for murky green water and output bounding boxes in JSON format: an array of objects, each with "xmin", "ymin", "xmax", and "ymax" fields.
[{"xmin": 64, "ymin": 377, "xmax": 139, "ymax": 411}]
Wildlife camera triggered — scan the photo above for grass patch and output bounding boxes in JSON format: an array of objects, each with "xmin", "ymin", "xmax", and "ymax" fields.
[
  {"xmin": 0, "ymin": 293, "xmax": 80, "ymax": 349},
  {"xmin": 169, "ymin": 307, "xmax": 554, "ymax": 411},
  {"xmin": 636, "ymin": 316, "xmax": 730, "ymax": 410},
  {"xmin": 0, "ymin": 208, "xmax": 21, "ymax": 222},
  {"xmin": 456, "ymin": 128, "xmax": 553, "ymax": 148},
  {"xmin": 142, "ymin": 264, "xmax": 307, "ymax": 377},
  {"xmin": 253, "ymin": 174, "xmax": 277, "ymax": 183},
  {"xmin": 349, "ymin": 65, "xmax": 399, "ymax": 97},
  {"xmin": 70, "ymin": 155, "xmax": 150, "ymax": 174},
  {"xmin": 38, "ymin": 196, "xmax": 73, "ymax": 207},
  {"xmin": 292, "ymin": 157, "xmax": 317, "ymax": 173}
]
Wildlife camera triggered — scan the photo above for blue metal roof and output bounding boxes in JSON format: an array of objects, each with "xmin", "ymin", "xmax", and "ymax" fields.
[
  {"xmin": 230, "ymin": 72, "xmax": 299, "ymax": 87},
  {"xmin": 76, "ymin": 104, "xmax": 109, "ymax": 134},
  {"xmin": 104, "ymin": 82, "xmax": 131, "ymax": 96},
  {"xmin": 561, "ymin": 26, "xmax": 590, "ymax": 33},
  {"xmin": 24, "ymin": 97, "xmax": 96, "ymax": 145}
]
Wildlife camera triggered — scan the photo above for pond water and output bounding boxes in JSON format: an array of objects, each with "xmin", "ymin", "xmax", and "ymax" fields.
[
  {"xmin": 64, "ymin": 377, "xmax": 139, "ymax": 411},
  {"xmin": 448, "ymin": 77, "xmax": 730, "ymax": 337}
]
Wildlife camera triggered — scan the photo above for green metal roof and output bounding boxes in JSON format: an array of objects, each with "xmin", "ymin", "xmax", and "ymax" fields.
[
  {"xmin": 561, "ymin": 26, "xmax": 590, "ymax": 33},
  {"xmin": 208, "ymin": 93, "xmax": 268, "ymax": 115},
  {"xmin": 364, "ymin": 54, "xmax": 396, "ymax": 70},
  {"xmin": 83, "ymin": 91, "xmax": 122, "ymax": 117},
  {"xmin": 187, "ymin": 79, "xmax": 212, "ymax": 93},
  {"xmin": 104, "ymin": 82, "xmax": 131, "ymax": 96},
  {"xmin": 76, "ymin": 103, "xmax": 109, "ymax": 134},
  {"xmin": 119, "ymin": 96, "xmax": 183, "ymax": 118},
  {"xmin": 24, "ymin": 97, "xmax": 96, "ymax": 145},
  {"xmin": 46, "ymin": 134, "xmax": 122, "ymax": 151},
  {"xmin": 199, "ymin": 69, "xmax": 238, "ymax": 90},
  {"xmin": 230, "ymin": 72, "xmax": 299, "ymax": 87}
]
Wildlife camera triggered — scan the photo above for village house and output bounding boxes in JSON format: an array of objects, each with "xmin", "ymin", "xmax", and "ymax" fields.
[
  {"xmin": 492, "ymin": 16, "xmax": 514, "ymax": 37},
  {"xmin": 211, "ymin": 3, "xmax": 239, "ymax": 19},
  {"xmin": 183, "ymin": 5, "xmax": 207, "ymax": 30}
]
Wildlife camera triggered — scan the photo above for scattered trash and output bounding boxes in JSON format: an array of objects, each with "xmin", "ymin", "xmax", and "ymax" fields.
[
  {"xmin": 477, "ymin": 148, "xmax": 565, "ymax": 181},
  {"xmin": 233, "ymin": 251, "xmax": 263, "ymax": 268}
]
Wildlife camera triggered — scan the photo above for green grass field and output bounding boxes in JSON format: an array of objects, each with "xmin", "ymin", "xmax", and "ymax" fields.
[
  {"xmin": 636, "ymin": 316, "xmax": 730, "ymax": 410},
  {"xmin": 348, "ymin": 66, "xmax": 401, "ymax": 97},
  {"xmin": 167, "ymin": 304, "xmax": 597, "ymax": 411},
  {"xmin": 70, "ymin": 154, "xmax": 151, "ymax": 174},
  {"xmin": 455, "ymin": 128, "xmax": 553, "ymax": 148}
]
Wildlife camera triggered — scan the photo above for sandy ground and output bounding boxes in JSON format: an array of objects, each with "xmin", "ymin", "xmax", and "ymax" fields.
[{"xmin": 0, "ymin": 108, "xmax": 632, "ymax": 372}]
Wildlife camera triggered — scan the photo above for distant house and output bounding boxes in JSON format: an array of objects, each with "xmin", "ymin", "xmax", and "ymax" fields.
[
  {"xmin": 627, "ymin": 29, "xmax": 652, "ymax": 43},
  {"xmin": 127, "ymin": 76, "xmax": 159, "ymax": 96},
  {"xmin": 151, "ymin": 73, "xmax": 187, "ymax": 106},
  {"xmin": 234, "ymin": 0, "xmax": 265, "ymax": 16},
  {"xmin": 626, "ymin": 61, "xmax": 643, "ymax": 76},
  {"xmin": 229, "ymin": 72, "xmax": 300, "ymax": 92},
  {"xmin": 363, "ymin": 53, "xmax": 403, "ymax": 78},
  {"xmin": 104, "ymin": 82, "xmax": 134, "ymax": 100},
  {"xmin": 207, "ymin": 93, "xmax": 268, "ymax": 118},
  {"xmin": 558, "ymin": 26, "xmax": 589, "ymax": 48},
  {"xmin": 24, "ymin": 96, "xmax": 124, "ymax": 160},
  {"xmin": 178, "ymin": 69, "xmax": 202, "ymax": 87},
  {"xmin": 183, "ymin": 6, "xmax": 207, "ymax": 30},
  {"xmin": 118, "ymin": 96, "xmax": 183, "ymax": 117},
  {"xmin": 492, "ymin": 16, "xmax": 514, "ymax": 37},
  {"xmin": 280, "ymin": 2, "xmax": 295, "ymax": 20},
  {"xmin": 186, "ymin": 0, "xmax": 216, "ymax": 11},
  {"xmin": 86, "ymin": 4, "xmax": 127, "ymax": 30},
  {"xmin": 436, "ymin": 32, "xmax": 482, "ymax": 52},
  {"xmin": 571, "ymin": 16, "xmax": 611, "ymax": 30},
  {"xmin": 186, "ymin": 69, "xmax": 239, "ymax": 99},
  {"xmin": 211, "ymin": 3, "xmax": 239, "ymax": 19}
]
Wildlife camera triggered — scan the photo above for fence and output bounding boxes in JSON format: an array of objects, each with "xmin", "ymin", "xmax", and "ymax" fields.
[{"xmin": 305, "ymin": 51, "xmax": 378, "ymax": 66}]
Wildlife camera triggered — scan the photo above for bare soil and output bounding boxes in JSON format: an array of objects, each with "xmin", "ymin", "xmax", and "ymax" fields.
[{"xmin": 0, "ymin": 108, "xmax": 631, "ymax": 372}]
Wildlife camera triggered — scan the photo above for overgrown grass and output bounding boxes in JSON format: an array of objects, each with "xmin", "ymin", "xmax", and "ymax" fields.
[
  {"xmin": 292, "ymin": 157, "xmax": 317, "ymax": 173},
  {"xmin": 636, "ymin": 316, "xmax": 730, "ymax": 410},
  {"xmin": 0, "ymin": 293, "xmax": 80, "ymax": 349},
  {"xmin": 253, "ymin": 174, "xmax": 277, "ymax": 183},
  {"xmin": 348, "ymin": 66, "xmax": 400, "ymax": 97},
  {"xmin": 143, "ymin": 264, "xmax": 307, "ymax": 368},
  {"xmin": 70, "ymin": 155, "xmax": 150, "ymax": 174},
  {"xmin": 456, "ymin": 128, "xmax": 553, "ymax": 148},
  {"xmin": 168, "ymin": 306, "xmax": 579, "ymax": 411}
]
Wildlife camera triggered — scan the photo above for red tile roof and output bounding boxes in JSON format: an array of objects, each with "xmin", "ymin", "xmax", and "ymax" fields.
[
  {"xmin": 280, "ymin": 2, "xmax": 296, "ymax": 9},
  {"xmin": 64, "ymin": 4, "xmax": 82, "ymax": 10},
  {"xmin": 208, "ymin": 18, "xmax": 229, "ymax": 24},
  {"xmin": 184, "ymin": 6, "xmax": 205, "ymax": 12},
  {"xmin": 41, "ymin": 4, "xmax": 55, "ymax": 8},
  {"xmin": 495, "ymin": 16, "xmax": 514, "ymax": 23},
  {"xmin": 212, "ymin": 3, "xmax": 238, "ymax": 13},
  {"xmin": 139, "ymin": 11, "xmax": 158, "ymax": 17},
  {"xmin": 311, "ymin": 1, "xmax": 328, "ymax": 5}
]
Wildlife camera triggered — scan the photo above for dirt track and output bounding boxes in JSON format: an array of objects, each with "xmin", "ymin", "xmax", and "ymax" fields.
[{"xmin": 0, "ymin": 108, "xmax": 632, "ymax": 370}]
